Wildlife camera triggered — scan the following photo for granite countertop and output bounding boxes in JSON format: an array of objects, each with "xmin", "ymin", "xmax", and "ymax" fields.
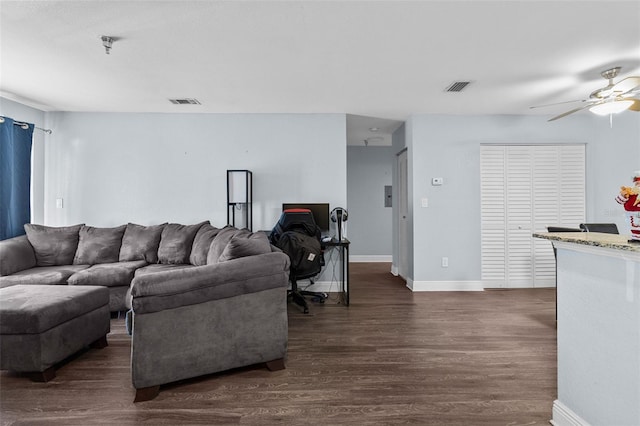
[{"xmin": 533, "ymin": 232, "xmax": 640, "ymax": 253}]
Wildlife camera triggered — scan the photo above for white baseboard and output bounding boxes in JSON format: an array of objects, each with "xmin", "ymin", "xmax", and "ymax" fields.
[
  {"xmin": 483, "ymin": 278, "xmax": 556, "ymax": 289},
  {"xmin": 406, "ymin": 277, "xmax": 413, "ymax": 290},
  {"xmin": 305, "ymin": 276, "xmax": 480, "ymax": 292},
  {"xmin": 350, "ymin": 255, "xmax": 392, "ymax": 263},
  {"xmin": 390, "ymin": 264, "xmax": 398, "ymax": 276},
  {"xmin": 407, "ymin": 280, "xmax": 484, "ymax": 291},
  {"xmin": 296, "ymin": 280, "xmax": 341, "ymax": 293},
  {"xmin": 551, "ymin": 400, "xmax": 591, "ymax": 426}
]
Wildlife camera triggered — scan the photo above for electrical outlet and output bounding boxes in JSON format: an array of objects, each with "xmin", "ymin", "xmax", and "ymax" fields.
[
  {"xmin": 441, "ymin": 257, "xmax": 449, "ymax": 267},
  {"xmin": 55, "ymin": 198, "xmax": 63, "ymax": 209},
  {"xmin": 421, "ymin": 198, "xmax": 428, "ymax": 208}
]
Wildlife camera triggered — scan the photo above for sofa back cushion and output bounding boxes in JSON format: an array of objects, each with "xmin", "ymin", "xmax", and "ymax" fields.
[
  {"xmin": 24, "ymin": 223, "xmax": 84, "ymax": 266},
  {"xmin": 206, "ymin": 226, "xmax": 242, "ymax": 265},
  {"xmin": 157, "ymin": 221, "xmax": 208, "ymax": 265},
  {"xmin": 0, "ymin": 235, "xmax": 36, "ymax": 276},
  {"xmin": 189, "ymin": 224, "xmax": 220, "ymax": 266},
  {"xmin": 218, "ymin": 231, "xmax": 272, "ymax": 262},
  {"xmin": 73, "ymin": 225, "xmax": 126, "ymax": 265},
  {"xmin": 119, "ymin": 223, "xmax": 166, "ymax": 264}
]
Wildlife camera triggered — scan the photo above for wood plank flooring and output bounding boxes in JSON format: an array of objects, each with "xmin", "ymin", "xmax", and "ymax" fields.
[{"xmin": 0, "ymin": 263, "xmax": 556, "ymax": 425}]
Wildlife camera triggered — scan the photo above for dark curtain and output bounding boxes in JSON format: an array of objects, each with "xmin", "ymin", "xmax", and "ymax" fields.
[{"xmin": 1, "ymin": 117, "xmax": 34, "ymax": 240}]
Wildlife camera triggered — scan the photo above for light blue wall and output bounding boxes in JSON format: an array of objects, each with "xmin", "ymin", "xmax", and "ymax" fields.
[
  {"xmin": 0, "ymin": 98, "xmax": 47, "ymax": 224},
  {"xmin": 347, "ymin": 145, "xmax": 394, "ymax": 257},
  {"xmin": 43, "ymin": 112, "xmax": 347, "ymax": 229},
  {"xmin": 588, "ymin": 115, "xmax": 640, "ymax": 224},
  {"xmin": 401, "ymin": 113, "xmax": 639, "ymax": 285},
  {"xmin": 5, "ymin": 95, "xmax": 637, "ymax": 286}
]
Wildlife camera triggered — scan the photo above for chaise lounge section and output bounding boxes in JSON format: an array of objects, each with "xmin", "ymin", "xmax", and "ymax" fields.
[{"xmin": 129, "ymin": 251, "xmax": 290, "ymax": 401}]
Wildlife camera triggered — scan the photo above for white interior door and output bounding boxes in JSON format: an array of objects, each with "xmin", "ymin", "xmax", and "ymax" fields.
[
  {"xmin": 398, "ymin": 149, "xmax": 408, "ymax": 280},
  {"xmin": 481, "ymin": 144, "xmax": 585, "ymax": 288}
]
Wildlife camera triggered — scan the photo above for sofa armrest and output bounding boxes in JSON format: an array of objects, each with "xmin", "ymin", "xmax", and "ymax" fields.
[
  {"xmin": 0, "ymin": 235, "xmax": 36, "ymax": 276},
  {"xmin": 130, "ymin": 251, "xmax": 290, "ymax": 314}
]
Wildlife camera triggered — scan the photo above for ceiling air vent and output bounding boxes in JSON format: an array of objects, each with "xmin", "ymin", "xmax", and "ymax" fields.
[
  {"xmin": 445, "ymin": 81, "xmax": 471, "ymax": 92},
  {"xmin": 169, "ymin": 98, "xmax": 201, "ymax": 105}
]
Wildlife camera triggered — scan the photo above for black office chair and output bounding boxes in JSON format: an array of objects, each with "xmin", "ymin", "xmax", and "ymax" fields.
[
  {"xmin": 579, "ymin": 223, "xmax": 619, "ymax": 234},
  {"xmin": 270, "ymin": 209, "xmax": 327, "ymax": 314},
  {"xmin": 547, "ymin": 226, "xmax": 582, "ymax": 324}
]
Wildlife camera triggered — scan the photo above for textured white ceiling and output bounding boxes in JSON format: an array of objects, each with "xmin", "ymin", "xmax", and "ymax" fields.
[{"xmin": 1, "ymin": 0, "xmax": 639, "ymax": 144}]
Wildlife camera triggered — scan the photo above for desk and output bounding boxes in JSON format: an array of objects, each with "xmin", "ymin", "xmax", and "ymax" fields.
[{"xmin": 323, "ymin": 238, "xmax": 350, "ymax": 306}]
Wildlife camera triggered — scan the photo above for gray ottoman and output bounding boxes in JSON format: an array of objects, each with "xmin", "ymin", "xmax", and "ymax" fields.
[{"xmin": 0, "ymin": 284, "xmax": 110, "ymax": 381}]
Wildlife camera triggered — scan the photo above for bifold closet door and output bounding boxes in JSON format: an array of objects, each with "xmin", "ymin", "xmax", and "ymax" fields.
[{"xmin": 480, "ymin": 144, "xmax": 585, "ymax": 288}]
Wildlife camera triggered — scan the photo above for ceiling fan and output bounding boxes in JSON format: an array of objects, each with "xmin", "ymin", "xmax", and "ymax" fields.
[{"xmin": 531, "ymin": 67, "xmax": 640, "ymax": 121}]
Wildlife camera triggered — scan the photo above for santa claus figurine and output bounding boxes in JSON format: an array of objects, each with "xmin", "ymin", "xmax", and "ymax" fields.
[{"xmin": 616, "ymin": 171, "xmax": 640, "ymax": 241}]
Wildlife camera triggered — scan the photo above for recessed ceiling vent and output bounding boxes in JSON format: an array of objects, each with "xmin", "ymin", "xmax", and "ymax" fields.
[
  {"xmin": 445, "ymin": 81, "xmax": 471, "ymax": 92},
  {"xmin": 169, "ymin": 98, "xmax": 201, "ymax": 105}
]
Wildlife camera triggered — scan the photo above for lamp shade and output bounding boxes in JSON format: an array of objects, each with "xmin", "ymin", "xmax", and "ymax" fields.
[
  {"xmin": 589, "ymin": 99, "xmax": 634, "ymax": 116},
  {"xmin": 227, "ymin": 170, "xmax": 251, "ymax": 203}
]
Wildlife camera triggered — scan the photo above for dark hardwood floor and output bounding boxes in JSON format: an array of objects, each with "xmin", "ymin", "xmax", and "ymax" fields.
[{"xmin": 0, "ymin": 263, "xmax": 556, "ymax": 425}]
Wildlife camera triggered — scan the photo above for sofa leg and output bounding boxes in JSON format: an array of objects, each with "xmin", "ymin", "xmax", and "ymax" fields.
[
  {"xmin": 90, "ymin": 335, "xmax": 108, "ymax": 349},
  {"xmin": 134, "ymin": 385, "xmax": 160, "ymax": 402},
  {"xmin": 265, "ymin": 358, "xmax": 285, "ymax": 371},
  {"xmin": 26, "ymin": 366, "xmax": 56, "ymax": 382}
]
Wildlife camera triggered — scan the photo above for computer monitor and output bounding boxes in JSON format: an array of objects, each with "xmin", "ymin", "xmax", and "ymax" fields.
[{"xmin": 282, "ymin": 203, "xmax": 330, "ymax": 234}]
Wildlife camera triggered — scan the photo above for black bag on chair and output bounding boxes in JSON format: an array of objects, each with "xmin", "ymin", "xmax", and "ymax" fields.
[
  {"xmin": 274, "ymin": 231, "xmax": 322, "ymax": 278},
  {"xmin": 270, "ymin": 211, "xmax": 321, "ymax": 246}
]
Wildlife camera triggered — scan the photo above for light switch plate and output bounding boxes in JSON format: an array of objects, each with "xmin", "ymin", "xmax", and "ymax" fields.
[{"xmin": 432, "ymin": 177, "xmax": 443, "ymax": 186}]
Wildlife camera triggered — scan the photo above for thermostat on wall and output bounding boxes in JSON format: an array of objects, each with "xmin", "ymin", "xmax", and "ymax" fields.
[{"xmin": 432, "ymin": 177, "xmax": 443, "ymax": 186}]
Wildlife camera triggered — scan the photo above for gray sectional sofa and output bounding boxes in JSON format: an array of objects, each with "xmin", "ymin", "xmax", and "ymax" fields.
[
  {"xmin": 0, "ymin": 221, "xmax": 277, "ymax": 311},
  {"xmin": 0, "ymin": 221, "xmax": 291, "ymax": 401}
]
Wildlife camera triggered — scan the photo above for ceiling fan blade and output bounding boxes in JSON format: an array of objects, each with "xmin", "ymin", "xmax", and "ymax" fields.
[
  {"xmin": 629, "ymin": 99, "xmax": 640, "ymax": 112},
  {"xmin": 529, "ymin": 99, "xmax": 586, "ymax": 109},
  {"xmin": 611, "ymin": 76, "xmax": 640, "ymax": 95},
  {"xmin": 548, "ymin": 103, "xmax": 595, "ymax": 121}
]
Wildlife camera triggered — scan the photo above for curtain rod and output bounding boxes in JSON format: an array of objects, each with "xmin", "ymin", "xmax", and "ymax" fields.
[
  {"xmin": 0, "ymin": 116, "xmax": 52, "ymax": 134},
  {"xmin": 14, "ymin": 121, "xmax": 53, "ymax": 134}
]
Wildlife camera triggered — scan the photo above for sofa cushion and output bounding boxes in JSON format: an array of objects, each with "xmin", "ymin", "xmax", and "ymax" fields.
[
  {"xmin": 73, "ymin": 225, "xmax": 127, "ymax": 265},
  {"xmin": 218, "ymin": 232, "xmax": 272, "ymax": 262},
  {"xmin": 206, "ymin": 226, "xmax": 243, "ymax": 265},
  {"xmin": 0, "ymin": 235, "xmax": 36, "ymax": 276},
  {"xmin": 68, "ymin": 260, "xmax": 148, "ymax": 288},
  {"xmin": 134, "ymin": 263, "xmax": 195, "ymax": 278},
  {"xmin": 0, "ymin": 265, "xmax": 90, "ymax": 288},
  {"xmin": 189, "ymin": 224, "xmax": 220, "ymax": 266},
  {"xmin": 119, "ymin": 223, "xmax": 166, "ymax": 264},
  {"xmin": 24, "ymin": 224, "xmax": 84, "ymax": 266},
  {"xmin": 157, "ymin": 221, "xmax": 208, "ymax": 265},
  {"xmin": 130, "ymin": 252, "xmax": 290, "ymax": 315}
]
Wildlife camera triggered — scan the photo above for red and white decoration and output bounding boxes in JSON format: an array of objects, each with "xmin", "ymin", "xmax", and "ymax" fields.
[{"xmin": 616, "ymin": 171, "xmax": 640, "ymax": 241}]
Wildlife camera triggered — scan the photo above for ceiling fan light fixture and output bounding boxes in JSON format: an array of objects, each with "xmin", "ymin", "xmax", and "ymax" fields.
[{"xmin": 589, "ymin": 99, "xmax": 634, "ymax": 116}]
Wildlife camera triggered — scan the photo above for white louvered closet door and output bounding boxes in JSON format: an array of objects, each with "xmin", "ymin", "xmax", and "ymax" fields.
[{"xmin": 481, "ymin": 144, "xmax": 585, "ymax": 288}]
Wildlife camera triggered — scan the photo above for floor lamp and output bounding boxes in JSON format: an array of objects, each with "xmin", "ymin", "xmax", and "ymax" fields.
[{"xmin": 227, "ymin": 170, "xmax": 252, "ymax": 231}]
